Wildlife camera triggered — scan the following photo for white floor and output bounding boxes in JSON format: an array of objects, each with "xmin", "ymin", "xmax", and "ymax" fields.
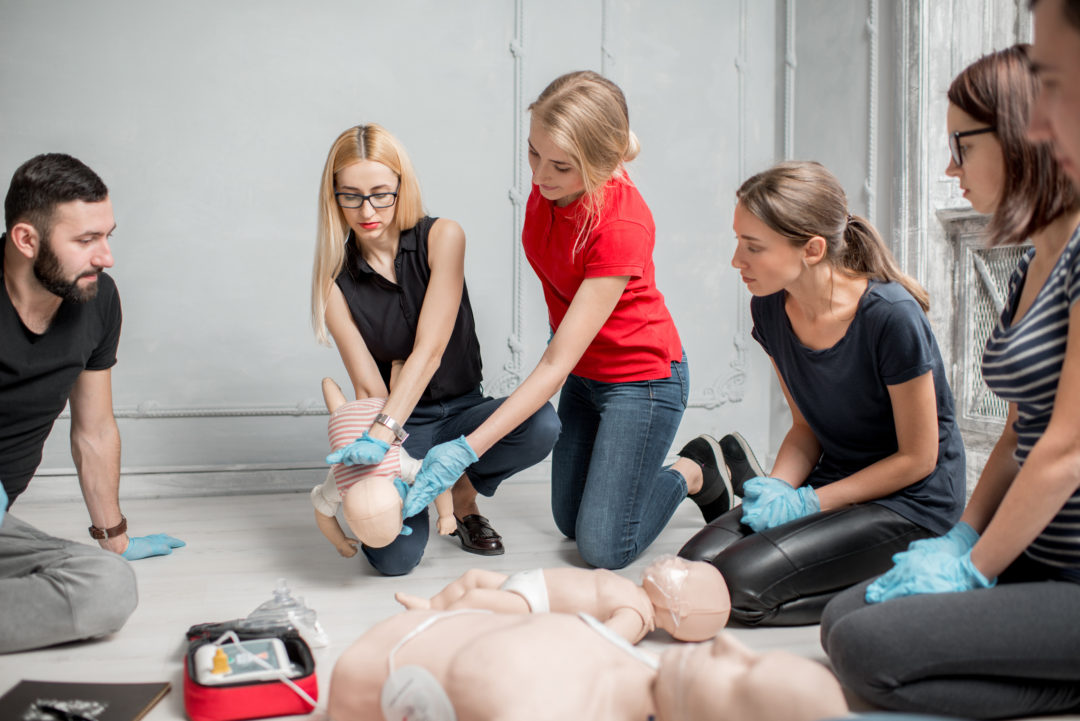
[{"xmin": 1, "ymin": 476, "xmax": 1076, "ymax": 721}]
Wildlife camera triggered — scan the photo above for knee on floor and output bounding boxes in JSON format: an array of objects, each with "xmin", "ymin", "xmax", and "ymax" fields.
[
  {"xmin": 575, "ymin": 538, "xmax": 636, "ymax": 571},
  {"xmin": 74, "ymin": 553, "xmax": 138, "ymax": 639}
]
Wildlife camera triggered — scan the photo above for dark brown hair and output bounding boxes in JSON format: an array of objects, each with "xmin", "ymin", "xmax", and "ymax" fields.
[
  {"xmin": 948, "ymin": 44, "xmax": 1078, "ymax": 246},
  {"xmin": 4, "ymin": 153, "xmax": 107, "ymax": 236},
  {"xmin": 737, "ymin": 161, "xmax": 930, "ymax": 312},
  {"xmin": 1030, "ymin": 0, "xmax": 1080, "ymax": 31}
]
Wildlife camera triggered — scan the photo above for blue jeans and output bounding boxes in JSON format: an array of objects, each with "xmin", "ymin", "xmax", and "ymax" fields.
[
  {"xmin": 362, "ymin": 388, "xmax": 561, "ymax": 576},
  {"xmin": 551, "ymin": 353, "xmax": 689, "ymax": 569}
]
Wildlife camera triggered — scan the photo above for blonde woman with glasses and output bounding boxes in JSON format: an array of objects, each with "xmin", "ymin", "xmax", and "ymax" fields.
[{"xmin": 310, "ymin": 124, "xmax": 559, "ymax": 575}]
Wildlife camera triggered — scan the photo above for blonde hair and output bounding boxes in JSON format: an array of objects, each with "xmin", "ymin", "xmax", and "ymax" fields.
[
  {"xmin": 737, "ymin": 161, "xmax": 930, "ymax": 312},
  {"xmin": 311, "ymin": 124, "xmax": 424, "ymax": 344},
  {"xmin": 528, "ymin": 71, "xmax": 640, "ymax": 253}
]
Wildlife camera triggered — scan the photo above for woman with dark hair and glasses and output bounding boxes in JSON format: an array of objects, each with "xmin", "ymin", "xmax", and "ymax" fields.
[
  {"xmin": 822, "ymin": 45, "xmax": 1080, "ymax": 719},
  {"xmin": 309, "ymin": 124, "xmax": 559, "ymax": 576}
]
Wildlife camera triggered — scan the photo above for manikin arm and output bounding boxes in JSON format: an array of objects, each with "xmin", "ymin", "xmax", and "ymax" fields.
[
  {"xmin": 434, "ymin": 489, "xmax": 456, "ymax": 535},
  {"xmin": 603, "ymin": 607, "xmax": 650, "ymax": 644},
  {"xmin": 311, "ymin": 467, "xmax": 358, "ymax": 557},
  {"xmin": 315, "ymin": 509, "xmax": 359, "ymax": 557},
  {"xmin": 395, "ymin": 568, "xmax": 512, "ymax": 610}
]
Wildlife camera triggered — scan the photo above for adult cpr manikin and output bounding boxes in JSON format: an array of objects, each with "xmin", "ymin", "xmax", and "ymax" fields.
[{"xmin": 328, "ymin": 609, "xmax": 848, "ymax": 721}]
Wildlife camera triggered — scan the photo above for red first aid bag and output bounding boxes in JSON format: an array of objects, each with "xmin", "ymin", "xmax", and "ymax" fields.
[{"xmin": 182, "ymin": 621, "xmax": 318, "ymax": 721}]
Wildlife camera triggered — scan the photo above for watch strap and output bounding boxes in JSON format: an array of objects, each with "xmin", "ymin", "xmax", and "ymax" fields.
[
  {"xmin": 89, "ymin": 515, "xmax": 127, "ymax": 540},
  {"xmin": 374, "ymin": 413, "xmax": 409, "ymax": 443}
]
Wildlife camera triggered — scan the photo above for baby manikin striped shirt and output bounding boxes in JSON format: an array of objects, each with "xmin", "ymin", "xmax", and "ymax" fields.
[
  {"xmin": 327, "ymin": 398, "xmax": 402, "ymax": 496},
  {"xmin": 981, "ymin": 224, "xmax": 1080, "ymax": 571}
]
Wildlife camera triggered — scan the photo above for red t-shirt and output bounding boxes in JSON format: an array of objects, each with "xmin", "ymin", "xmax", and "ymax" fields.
[{"xmin": 521, "ymin": 174, "xmax": 682, "ymax": 382}]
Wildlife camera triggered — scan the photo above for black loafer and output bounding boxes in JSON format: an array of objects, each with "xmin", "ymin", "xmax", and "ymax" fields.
[
  {"xmin": 452, "ymin": 514, "xmax": 505, "ymax": 556},
  {"xmin": 718, "ymin": 432, "xmax": 765, "ymax": 499}
]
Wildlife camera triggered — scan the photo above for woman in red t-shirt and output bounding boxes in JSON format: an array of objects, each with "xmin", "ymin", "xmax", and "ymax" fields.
[{"xmin": 402, "ymin": 71, "xmax": 732, "ymax": 569}]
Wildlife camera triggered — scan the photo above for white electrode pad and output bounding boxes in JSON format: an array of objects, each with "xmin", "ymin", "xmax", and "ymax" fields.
[{"xmin": 380, "ymin": 665, "xmax": 457, "ymax": 721}]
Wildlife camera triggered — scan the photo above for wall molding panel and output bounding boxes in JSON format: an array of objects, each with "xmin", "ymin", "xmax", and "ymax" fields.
[
  {"xmin": 489, "ymin": 0, "xmax": 530, "ymax": 399},
  {"xmin": 864, "ymin": 0, "xmax": 880, "ymax": 225}
]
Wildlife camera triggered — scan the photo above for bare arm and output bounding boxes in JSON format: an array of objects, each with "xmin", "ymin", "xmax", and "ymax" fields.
[
  {"xmin": 68, "ymin": 368, "xmax": 126, "ymax": 554},
  {"xmin": 326, "ymin": 220, "xmax": 467, "ymax": 444},
  {"xmin": 373, "ymin": 219, "xmax": 467, "ymax": 442},
  {"xmin": 768, "ymin": 362, "xmax": 822, "ymax": 486},
  {"xmin": 970, "ymin": 303, "xmax": 1080, "ymax": 578},
  {"xmin": 314, "ymin": 509, "xmax": 359, "ymax": 557},
  {"xmin": 326, "ymin": 285, "xmax": 389, "ymax": 399},
  {"xmin": 960, "ymin": 403, "xmax": 1020, "ymax": 532},
  {"xmin": 464, "ymin": 275, "xmax": 630, "ymax": 456},
  {"xmin": 815, "ymin": 371, "xmax": 940, "ymax": 510}
]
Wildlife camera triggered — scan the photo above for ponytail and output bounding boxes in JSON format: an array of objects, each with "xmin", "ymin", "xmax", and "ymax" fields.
[
  {"xmin": 737, "ymin": 161, "xmax": 930, "ymax": 313},
  {"xmin": 842, "ymin": 215, "xmax": 929, "ymax": 312}
]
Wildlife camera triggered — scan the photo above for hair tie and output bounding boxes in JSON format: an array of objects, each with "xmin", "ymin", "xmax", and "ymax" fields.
[{"xmin": 846, "ymin": 213, "xmax": 854, "ymax": 225}]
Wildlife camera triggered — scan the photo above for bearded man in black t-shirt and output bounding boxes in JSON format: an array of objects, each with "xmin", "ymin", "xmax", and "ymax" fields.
[{"xmin": 0, "ymin": 153, "xmax": 183, "ymax": 653}]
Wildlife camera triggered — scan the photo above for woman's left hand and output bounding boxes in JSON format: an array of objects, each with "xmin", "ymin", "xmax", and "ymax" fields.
[
  {"xmin": 865, "ymin": 549, "xmax": 996, "ymax": 603},
  {"xmin": 326, "ymin": 432, "xmax": 390, "ymax": 466},
  {"xmin": 402, "ymin": 436, "xmax": 478, "ymax": 518},
  {"xmin": 740, "ymin": 476, "xmax": 820, "ymax": 531}
]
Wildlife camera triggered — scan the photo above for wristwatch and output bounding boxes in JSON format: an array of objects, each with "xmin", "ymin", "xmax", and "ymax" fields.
[
  {"xmin": 89, "ymin": 515, "xmax": 127, "ymax": 540},
  {"xmin": 374, "ymin": 413, "xmax": 409, "ymax": 444}
]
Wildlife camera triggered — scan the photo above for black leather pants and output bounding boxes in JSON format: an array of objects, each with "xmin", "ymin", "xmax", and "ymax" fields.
[{"xmin": 678, "ymin": 502, "xmax": 933, "ymax": 626}]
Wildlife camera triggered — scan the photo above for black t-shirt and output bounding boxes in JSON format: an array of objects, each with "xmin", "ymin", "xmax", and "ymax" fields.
[
  {"xmin": 0, "ymin": 267, "xmax": 122, "ymax": 504},
  {"xmin": 750, "ymin": 281, "xmax": 965, "ymax": 535},
  {"xmin": 334, "ymin": 216, "xmax": 482, "ymax": 402}
]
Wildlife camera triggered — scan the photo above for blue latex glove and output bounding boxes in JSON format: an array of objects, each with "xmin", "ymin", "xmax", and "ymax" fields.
[
  {"xmin": 0, "ymin": 484, "xmax": 6, "ymax": 527},
  {"xmin": 402, "ymin": 436, "xmax": 478, "ymax": 519},
  {"xmin": 122, "ymin": 533, "xmax": 186, "ymax": 560},
  {"xmin": 392, "ymin": 478, "xmax": 413, "ymax": 536},
  {"xmin": 740, "ymin": 476, "xmax": 820, "ymax": 532},
  {"xmin": 326, "ymin": 432, "xmax": 390, "ymax": 466},
  {"xmin": 865, "ymin": 549, "xmax": 996, "ymax": 603},
  {"xmin": 902, "ymin": 521, "xmax": 979, "ymax": 560}
]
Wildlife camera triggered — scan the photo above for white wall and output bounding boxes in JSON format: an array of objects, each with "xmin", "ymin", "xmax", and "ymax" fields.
[{"xmin": 1, "ymin": 0, "xmax": 780, "ymax": 487}]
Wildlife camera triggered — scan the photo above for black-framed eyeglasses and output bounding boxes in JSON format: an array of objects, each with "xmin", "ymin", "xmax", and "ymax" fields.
[
  {"xmin": 949, "ymin": 127, "xmax": 995, "ymax": 167},
  {"xmin": 334, "ymin": 184, "xmax": 399, "ymax": 209}
]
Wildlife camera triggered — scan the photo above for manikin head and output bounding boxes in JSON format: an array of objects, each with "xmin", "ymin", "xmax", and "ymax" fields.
[
  {"xmin": 641, "ymin": 556, "xmax": 731, "ymax": 642},
  {"xmin": 654, "ymin": 632, "xmax": 848, "ymax": 721},
  {"xmin": 322, "ymin": 378, "xmax": 403, "ymax": 548}
]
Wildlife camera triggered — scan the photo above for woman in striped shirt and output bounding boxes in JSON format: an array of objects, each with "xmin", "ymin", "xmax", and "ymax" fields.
[{"xmin": 821, "ymin": 45, "xmax": 1080, "ymax": 719}]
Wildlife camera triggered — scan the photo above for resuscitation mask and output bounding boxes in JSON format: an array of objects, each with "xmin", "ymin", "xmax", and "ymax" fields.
[
  {"xmin": 380, "ymin": 610, "xmax": 491, "ymax": 721},
  {"xmin": 641, "ymin": 554, "xmax": 692, "ymax": 631}
]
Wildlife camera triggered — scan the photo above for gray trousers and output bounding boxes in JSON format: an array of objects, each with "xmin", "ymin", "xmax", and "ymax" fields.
[
  {"xmin": 0, "ymin": 514, "xmax": 137, "ymax": 653},
  {"xmin": 821, "ymin": 556, "xmax": 1080, "ymax": 719}
]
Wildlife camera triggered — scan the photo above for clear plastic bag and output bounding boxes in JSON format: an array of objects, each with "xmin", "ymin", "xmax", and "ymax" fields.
[{"xmin": 245, "ymin": 578, "xmax": 329, "ymax": 648}]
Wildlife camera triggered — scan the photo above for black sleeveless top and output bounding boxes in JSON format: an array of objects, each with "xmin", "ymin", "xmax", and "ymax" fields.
[{"xmin": 334, "ymin": 216, "xmax": 483, "ymax": 402}]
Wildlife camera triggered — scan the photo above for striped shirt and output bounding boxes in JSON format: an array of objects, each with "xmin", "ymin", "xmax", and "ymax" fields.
[
  {"xmin": 327, "ymin": 398, "xmax": 402, "ymax": 496},
  {"xmin": 981, "ymin": 223, "xmax": 1080, "ymax": 570}
]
